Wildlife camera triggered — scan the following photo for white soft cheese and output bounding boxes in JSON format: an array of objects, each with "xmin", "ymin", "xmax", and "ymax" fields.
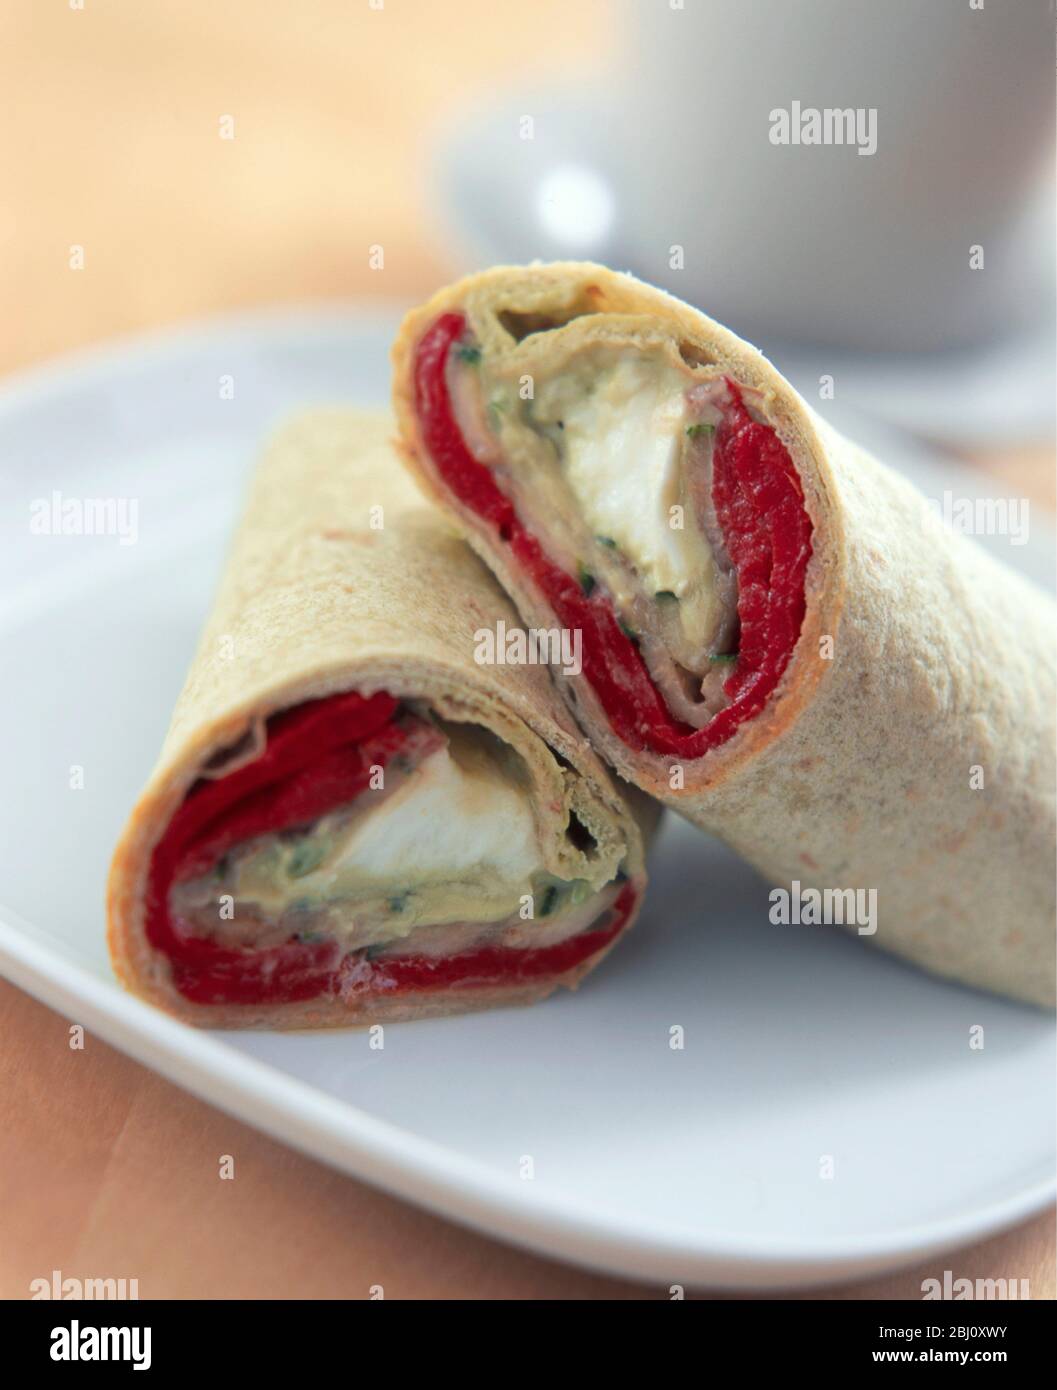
[
  {"xmin": 201, "ymin": 728, "xmax": 549, "ymax": 939},
  {"xmin": 534, "ymin": 352, "xmax": 705, "ymax": 599},
  {"xmin": 324, "ymin": 734, "xmax": 543, "ymax": 893}
]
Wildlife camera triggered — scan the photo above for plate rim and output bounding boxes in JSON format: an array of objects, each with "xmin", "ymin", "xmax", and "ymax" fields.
[{"xmin": 3, "ymin": 908, "xmax": 1053, "ymax": 1291}]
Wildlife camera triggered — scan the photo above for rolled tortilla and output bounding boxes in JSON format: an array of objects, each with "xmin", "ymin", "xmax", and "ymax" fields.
[
  {"xmin": 392, "ymin": 262, "xmax": 1056, "ymax": 1007},
  {"xmin": 108, "ymin": 409, "xmax": 653, "ymax": 1028}
]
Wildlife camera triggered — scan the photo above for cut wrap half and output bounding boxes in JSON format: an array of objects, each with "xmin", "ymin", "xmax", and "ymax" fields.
[
  {"xmin": 393, "ymin": 263, "xmax": 1056, "ymax": 1007},
  {"xmin": 108, "ymin": 410, "xmax": 653, "ymax": 1028}
]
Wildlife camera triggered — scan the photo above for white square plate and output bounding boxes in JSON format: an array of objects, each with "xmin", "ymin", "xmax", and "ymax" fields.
[{"xmin": 1, "ymin": 308, "xmax": 1053, "ymax": 1289}]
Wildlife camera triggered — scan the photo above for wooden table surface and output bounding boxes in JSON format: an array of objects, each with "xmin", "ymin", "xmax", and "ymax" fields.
[{"xmin": 2, "ymin": 0, "xmax": 1052, "ymax": 1300}]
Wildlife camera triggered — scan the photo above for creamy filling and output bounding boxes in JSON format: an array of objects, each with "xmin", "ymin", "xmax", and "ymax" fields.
[
  {"xmin": 451, "ymin": 338, "xmax": 740, "ymax": 724},
  {"xmin": 170, "ymin": 721, "xmax": 603, "ymax": 958},
  {"xmin": 534, "ymin": 352, "xmax": 717, "ymax": 641}
]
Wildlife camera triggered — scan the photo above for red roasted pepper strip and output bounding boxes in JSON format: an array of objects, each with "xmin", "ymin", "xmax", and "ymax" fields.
[
  {"xmin": 147, "ymin": 689, "xmax": 635, "ymax": 1007},
  {"xmin": 412, "ymin": 312, "xmax": 813, "ymax": 758},
  {"xmin": 147, "ymin": 691, "xmax": 402, "ymax": 1003},
  {"xmin": 175, "ymin": 882, "xmax": 636, "ymax": 1005}
]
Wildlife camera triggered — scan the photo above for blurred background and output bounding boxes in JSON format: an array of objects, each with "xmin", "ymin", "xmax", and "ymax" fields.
[{"xmin": 2, "ymin": 0, "xmax": 1054, "ymax": 504}]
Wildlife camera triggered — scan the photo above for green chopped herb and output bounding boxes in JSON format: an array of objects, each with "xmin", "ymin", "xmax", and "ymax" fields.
[
  {"xmin": 296, "ymin": 927, "xmax": 327, "ymax": 943},
  {"xmin": 711, "ymin": 652, "xmax": 739, "ymax": 664},
  {"xmin": 365, "ymin": 943, "xmax": 388, "ymax": 961},
  {"xmin": 457, "ymin": 344, "xmax": 482, "ymax": 365},
  {"xmin": 596, "ymin": 535, "xmax": 617, "ymax": 549},
  {"xmin": 539, "ymin": 884, "xmax": 559, "ymax": 917},
  {"xmin": 655, "ymin": 590, "xmax": 677, "ymax": 602},
  {"xmin": 686, "ymin": 422, "xmax": 715, "ymax": 439},
  {"xmin": 567, "ymin": 880, "xmax": 593, "ymax": 908},
  {"xmin": 287, "ymin": 842, "xmax": 326, "ymax": 878},
  {"xmin": 619, "ymin": 619, "xmax": 638, "ymax": 643},
  {"xmin": 387, "ymin": 892, "xmax": 409, "ymax": 914},
  {"xmin": 577, "ymin": 563, "xmax": 596, "ymax": 597}
]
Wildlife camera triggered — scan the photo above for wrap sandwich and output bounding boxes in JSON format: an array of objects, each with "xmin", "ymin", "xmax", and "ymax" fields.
[
  {"xmin": 392, "ymin": 263, "xmax": 1056, "ymax": 1006},
  {"xmin": 108, "ymin": 409, "xmax": 651, "ymax": 1028}
]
